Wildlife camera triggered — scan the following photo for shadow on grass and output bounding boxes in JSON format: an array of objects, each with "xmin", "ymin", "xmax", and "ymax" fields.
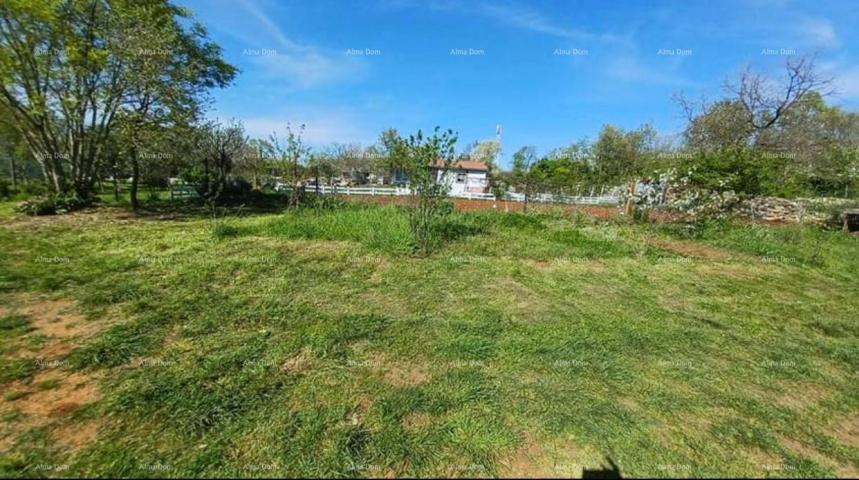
[{"xmin": 582, "ymin": 456, "xmax": 622, "ymax": 479}]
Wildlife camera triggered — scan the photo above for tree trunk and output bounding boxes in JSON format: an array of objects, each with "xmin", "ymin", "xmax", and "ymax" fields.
[
  {"xmin": 130, "ymin": 149, "xmax": 140, "ymax": 211},
  {"xmin": 112, "ymin": 161, "xmax": 120, "ymax": 201},
  {"xmin": 8, "ymin": 155, "xmax": 17, "ymax": 189}
]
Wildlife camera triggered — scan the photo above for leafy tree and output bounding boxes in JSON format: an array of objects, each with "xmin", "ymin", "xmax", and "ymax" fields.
[
  {"xmin": 468, "ymin": 139, "xmax": 501, "ymax": 172},
  {"xmin": 192, "ymin": 121, "xmax": 246, "ymax": 202},
  {"xmin": 511, "ymin": 146, "xmax": 538, "ymax": 211},
  {"xmin": 594, "ymin": 124, "xmax": 656, "ymax": 184},
  {"xmin": 0, "ymin": 0, "xmax": 234, "ymax": 200},
  {"xmin": 271, "ymin": 123, "xmax": 311, "ymax": 207},
  {"xmin": 237, "ymin": 138, "xmax": 275, "ymax": 190},
  {"xmin": 387, "ymin": 127, "xmax": 457, "ymax": 255}
]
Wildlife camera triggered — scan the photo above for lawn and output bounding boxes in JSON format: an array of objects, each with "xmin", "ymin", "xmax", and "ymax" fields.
[{"xmin": 0, "ymin": 201, "xmax": 856, "ymax": 478}]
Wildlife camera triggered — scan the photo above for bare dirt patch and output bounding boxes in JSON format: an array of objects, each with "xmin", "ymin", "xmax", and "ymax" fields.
[
  {"xmin": 281, "ymin": 348, "xmax": 313, "ymax": 375},
  {"xmin": 52, "ymin": 419, "xmax": 102, "ymax": 450},
  {"xmin": 834, "ymin": 414, "xmax": 859, "ymax": 447},
  {"xmin": 772, "ymin": 381, "xmax": 830, "ymax": 411},
  {"xmin": 383, "ymin": 362, "xmax": 429, "ymax": 387},
  {"xmin": 0, "ymin": 370, "xmax": 102, "ymax": 453},
  {"xmin": 500, "ymin": 431, "xmax": 587, "ymax": 478},
  {"xmin": 10, "ymin": 371, "xmax": 99, "ymax": 419},
  {"xmin": 652, "ymin": 239, "xmax": 731, "ymax": 260},
  {"xmin": 778, "ymin": 434, "xmax": 859, "ymax": 478},
  {"xmin": 370, "ymin": 352, "xmax": 430, "ymax": 387},
  {"xmin": 15, "ymin": 295, "xmax": 100, "ymax": 340},
  {"xmin": 402, "ymin": 412, "xmax": 432, "ymax": 430}
]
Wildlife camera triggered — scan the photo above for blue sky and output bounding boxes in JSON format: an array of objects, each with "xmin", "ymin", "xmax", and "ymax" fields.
[{"xmin": 178, "ymin": 0, "xmax": 858, "ymax": 168}]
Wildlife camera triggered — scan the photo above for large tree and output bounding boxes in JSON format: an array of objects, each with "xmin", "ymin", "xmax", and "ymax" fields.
[{"xmin": 0, "ymin": 0, "xmax": 235, "ymax": 200}]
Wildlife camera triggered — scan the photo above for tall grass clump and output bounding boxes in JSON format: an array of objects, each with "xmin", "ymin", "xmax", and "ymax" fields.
[{"xmin": 259, "ymin": 204, "xmax": 413, "ymax": 253}]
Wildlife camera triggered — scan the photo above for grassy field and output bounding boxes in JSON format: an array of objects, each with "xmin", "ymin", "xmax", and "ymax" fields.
[{"xmin": 0, "ymin": 201, "xmax": 857, "ymax": 478}]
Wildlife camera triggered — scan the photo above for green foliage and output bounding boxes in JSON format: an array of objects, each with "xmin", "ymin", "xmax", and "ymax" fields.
[
  {"xmin": 387, "ymin": 127, "xmax": 458, "ymax": 255},
  {"xmin": 14, "ymin": 193, "xmax": 91, "ymax": 215},
  {"xmin": 0, "ymin": 0, "xmax": 236, "ymax": 197}
]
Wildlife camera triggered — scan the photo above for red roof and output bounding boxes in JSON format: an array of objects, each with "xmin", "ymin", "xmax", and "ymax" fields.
[{"xmin": 431, "ymin": 159, "xmax": 489, "ymax": 171}]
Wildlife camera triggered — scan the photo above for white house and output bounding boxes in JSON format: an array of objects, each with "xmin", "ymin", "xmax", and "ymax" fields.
[{"xmin": 430, "ymin": 160, "xmax": 489, "ymax": 196}]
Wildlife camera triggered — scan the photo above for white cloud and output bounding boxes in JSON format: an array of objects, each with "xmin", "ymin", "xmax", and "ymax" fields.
[
  {"xmin": 390, "ymin": 0, "xmax": 627, "ymax": 44},
  {"xmin": 603, "ymin": 56, "xmax": 700, "ymax": 88},
  {"xmin": 820, "ymin": 62, "xmax": 859, "ymax": 100},
  {"xmin": 800, "ymin": 17, "xmax": 839, "ymax": 48},
  {"xmin": 474, "ymin": 2, "xmax": 621, "ymax": 43},
  {"xmin": 237, "ymin": 0, "xmax": 367, "ymax": 88}
]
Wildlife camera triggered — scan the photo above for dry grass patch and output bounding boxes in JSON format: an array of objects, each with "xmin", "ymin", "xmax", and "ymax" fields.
[
  {"xmin": 402, "ymin": 412, "xmax": 432, "ymax": 431},
  {"xmin": 281, "ymin": 348, "xmax": 313, "ymax": 375},
  {"xmin": 652, "ymin": 238, "xmax": 732, "ymax": 260},
  {"xmin": 0, "ymin": 370, "xmax": 102, "ymax": 454},
  {"xmin": 772, "ymin": 380, "xmax": 832, "ymax": 411},
  {"xmin": 16, "ymin": 296, "xmax": 97, "ymax": 340},
  {"xmin": 778, "ymin": 434, "xmax": 859, "ymax": 478},
  {"xmin": 369, "ymin": 352, "xmax": 430, "ymax": 387},
  {"xmin": 834, "ymin": 414, "xmax": 859, "ymax": 448},
  {"xmin": 500, "ymin": 431, "xmax": 591, "ymax": 478}
]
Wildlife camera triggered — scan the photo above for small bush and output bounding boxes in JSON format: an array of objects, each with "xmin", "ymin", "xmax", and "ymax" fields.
[
  {"xmin": 15, "ymin": 194, "xmax": 91, "ymax": 215},
  {"xmin": 211, "ymin": 223, "xmax": 240, "ymax": 239},
  {"xmin": 0, "ymin": 178, "xmax": 13, "ymax": 199},
  {"xmin": 304, "ymin": 194, "xmax": 347, "ymax": 210}
]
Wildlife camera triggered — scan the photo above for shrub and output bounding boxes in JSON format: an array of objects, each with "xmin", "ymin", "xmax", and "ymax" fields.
[
  {"xmin": 0, "ymin": 178, "xmax": 13, "ymax": 199},
  {"xmin": 15, "ymin": 194, "xmax": 91, "ymax": 216}
]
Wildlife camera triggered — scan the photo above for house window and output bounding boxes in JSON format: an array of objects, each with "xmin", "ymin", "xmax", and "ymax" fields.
[{"xmin": 456, "ymin": 172, "xmax": 467, "ymax": 183}]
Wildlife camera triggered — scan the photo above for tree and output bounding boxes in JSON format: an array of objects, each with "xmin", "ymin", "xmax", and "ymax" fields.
[
  {"xmin": 387, "ymin": 127, "xmax": 457, "ymax": 255},
  {"xmin": 468, "ymin": 139, "xmax": 501, "ymax": 172},
  {"xmin": 271, "ymin": 123, "xmax": 310, "ymax": 207},
  {"xmin": 511, "ymin": 146, "xmax": 538, "ymax": 211},
  {"xmin": 675, "ymin": 56, "xmax": 857, "ymax": 197},
  {"xmin": 594, "ymin": 124, "xmax": 655, "ymax": 184},
  {"xmin": 194, "ymin": 121, "xmax": 246, "ymax": 202},
  {"xmin": 237, "ymin": 138, "xmax": 275, "ymax": 190},
  {"xmin": 0, "ymin": 104, "xmax": 28, "ymax": 188},
  {"xmin": 0, "ymin": 0, "xmax": 235, "ymax": 200}
]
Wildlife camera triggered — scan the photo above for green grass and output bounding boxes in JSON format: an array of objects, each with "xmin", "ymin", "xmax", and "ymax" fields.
[{"xmin": 0, "ymin": 201, "xmax": 857, "ymax": 478}]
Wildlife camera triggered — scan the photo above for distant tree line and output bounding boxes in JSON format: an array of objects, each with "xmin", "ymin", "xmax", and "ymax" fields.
[{"xmin": 1, "ymin": 1, "xmax": 856, "ymax": 210}]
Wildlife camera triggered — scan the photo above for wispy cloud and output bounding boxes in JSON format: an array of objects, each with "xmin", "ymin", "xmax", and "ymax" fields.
[
  {"xmin": 473, "ymin": 2, "xmax": 623, "ymax": 43},
  {"xmin": 389, "ymin": 0, "xmax": 628, "ymax": 44},
  {"xmin": 820, "ymin": 60, "xmax": 859, "ymax": 100},
  {"xmin": 237, "ymin": 0, "xmax": 367, "ymax": 88},
  {"xmin": 798, "ymin": 17, "xmax": 839, "ymax": 48},
  {"xmin": 603, "ymin": 56, "xmax": 700, "ymax": 89}
]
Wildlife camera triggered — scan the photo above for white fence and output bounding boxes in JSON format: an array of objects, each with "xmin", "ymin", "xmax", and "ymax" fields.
[{"xmin": 277, "ymin": 183, "xmax": 619, "ymax": 205}]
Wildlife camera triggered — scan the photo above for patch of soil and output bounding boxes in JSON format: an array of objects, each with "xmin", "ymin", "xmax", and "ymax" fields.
[
  {"xmin": 1, "ymin": 369, "xmax": 102, "ymax": 454},
  {"xmin": 778, "ymin": 434, "xmax": 859, "ymax": 478},
  {"xmin": 281, "ymin": 348, "xmax": 313, "ymax": 375},
  {"xmin": 10, "ymin": 371, "xmax": 99, "ymax": 419},
  {"xmin": 501, "ymin": 431, "xmax": 585, "ymax": 478},
  {"xmin": 772, "ymin": 381, "xmax": 830, "ymax": 411},
  {"xmin": 402, "ymin": 412, "xmax": 432, "ymax": 430},
  {"xmin": 834, "ymin": 415, "xmax": 859, "ymax": 447},
  {"xmin": 383, "ymin": 362, "xmax": 429, "ymax": 387},
  {"xmin": 52, "ymin": 419, "xmax": 102, "ymax": 450},
  {"xmin": 16, "ymin": 296, "xmax": 99, "ymax": 340},
  {"xmin": 370, "ymin": 352, "xmax": 429, "ymax": 387},
  {"xmin": 652, "ymin": 238, "xmax": 731, "ymax": 260}
]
